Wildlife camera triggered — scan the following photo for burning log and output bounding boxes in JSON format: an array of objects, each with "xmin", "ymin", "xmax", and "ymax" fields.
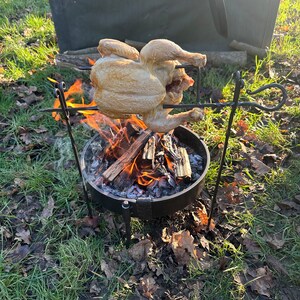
[
  {"xmin": 175, "ymin": 147, "xmax": 192, "ymax": 179},
  {"xmin": 102, "ymin": 129, "xmax": 153, "ymax": 182},
  {"xmin": 107, "ymin": 121, "xmax": 140, "ymax": 158}
]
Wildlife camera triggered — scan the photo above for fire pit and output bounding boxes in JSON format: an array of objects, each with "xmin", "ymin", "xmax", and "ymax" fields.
[
  {"xmin": 46, "ymin": 69, "xmax": 287, "ymax": 245},
  {"xmin": 81, "ymin": 125, "xmax": 210, "ymax": 219}
]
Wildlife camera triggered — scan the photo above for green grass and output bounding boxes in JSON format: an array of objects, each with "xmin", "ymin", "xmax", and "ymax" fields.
[{"xmin": 0, "ymin": 0, "xmax": 299, "ymax": 299}]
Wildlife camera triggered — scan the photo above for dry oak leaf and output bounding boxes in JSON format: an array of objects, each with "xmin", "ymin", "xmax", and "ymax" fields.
[
  {"xmin": 138, "ymin": 275, "xmax": 159, "ymax": 299},
  {"xmin": 264, "ymin": 233, "xmax": 285, "ymax": 250},
  {"xmin": 15, "ymin": 228, "xmax": 31, "ymax": 244},
  {"xmin": 129, "ymin": 239, "xmax": 153, "ymax": 262},
  {"xmin": 100, "ymin": 259, "xmax": 114, "ymax": 279},
  {"xmin": 247, "ymin": 266, "xmax": 274, "ymax": 298},
  {"xmin": 250, "ymin": 157, "xmax": 271, "ymax": 176},
  {"xmin": 75, "ymin": 215, "xmax": 100, "ymax": 228},
  {"xmin": 170, "ymin": 230, "xmax": 197, "ymax": 265},
  {"xmin": 236, "ymin": 119, "xmax": 249, "ymax": 136},
  {"xmin": 40, "ymin": 196, "xmax": 55, "ymax": 224},
  {"xmin": 6, "ymin": 244, "xmax": 30, "ymax": 263},
  {"xmin": 192, "ymin": 203, "xmax": 215, "ymax": 231},
  {"xmin": 242, "ymin": 237, "xmax": 261, "ymax": 256}
]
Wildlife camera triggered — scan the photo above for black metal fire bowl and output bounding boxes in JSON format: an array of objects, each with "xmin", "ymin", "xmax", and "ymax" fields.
[{"xmin": 80, "ymin": 125, "xmax": 210, "ymax": 220}]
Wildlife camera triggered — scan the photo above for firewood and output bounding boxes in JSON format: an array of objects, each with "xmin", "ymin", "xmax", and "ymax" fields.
[
  {"xmin": 142, "ymin": 136, "xmax": 156, "ymax": 169},
  {"xmin": 175, "ymin": 147, "xmax": 192, "ymax": 179},
  {"xmin": 162, "ymin": 134, "xmax": 180, "ymax": 161},
  {"xmin": 113, "ymin": 168, "xmax": 136, "ymax": 191},
  {"xmin": 55, "ymin": 53, "xmax": 100, "ymax": 69},
  {"xmin": 102, "ymin": 130, "xmax": 153, "ymax": 182},
  {"xmin": 109, "ymin": 122, "xmax": 141, "ymax": 158}
]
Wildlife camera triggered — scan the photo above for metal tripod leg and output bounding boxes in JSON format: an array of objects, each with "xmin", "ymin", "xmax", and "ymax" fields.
[{"xmin": 122, "ymin": 201, "xmax": 132, "ymax": 248}]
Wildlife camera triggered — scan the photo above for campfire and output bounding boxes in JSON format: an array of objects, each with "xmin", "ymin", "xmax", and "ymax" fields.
[{"xmin": 52, "ymin": 80, "xmax": 207, "ymax": 201}]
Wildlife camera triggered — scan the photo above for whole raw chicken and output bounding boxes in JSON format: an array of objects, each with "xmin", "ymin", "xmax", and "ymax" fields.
[{"xmin": 90, "ymin": 39, "xmax": 207, "ymax": 132}]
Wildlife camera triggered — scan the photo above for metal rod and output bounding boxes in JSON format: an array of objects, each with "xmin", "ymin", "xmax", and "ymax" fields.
[
  {"xmin": 207, "ymin": 71, "xmax": 244, "ymax": 229},
  {"xmin": 54, "ymin": 82, "xmax": 93, "ymax": 218},
  {"xmin": 41, "ymin": 106, "xmax": 99, "ymax": 113},
  {"xmin": 122, "ymin": 201, "xmax": 131, "ymax": 248},
  {"xmin": 44, "ymin": 84, "xmax": 286, "ymax": 114}
]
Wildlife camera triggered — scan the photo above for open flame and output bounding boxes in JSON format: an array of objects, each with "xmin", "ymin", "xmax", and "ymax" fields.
[{"xmin": 52, "ymin": 79, "xmax": 177, "ymax": 188}]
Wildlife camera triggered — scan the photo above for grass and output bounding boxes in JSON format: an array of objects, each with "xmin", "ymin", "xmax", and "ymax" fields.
[{"xmin": 0, "ymin": 0, "xmax": 299, "ymax": 299}]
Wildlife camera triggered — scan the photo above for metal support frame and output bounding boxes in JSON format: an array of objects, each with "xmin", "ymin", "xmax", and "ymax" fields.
[
  {"xmin": 54, "ymin": 83, "xmax": 94, "ymax": 218},
  {"xmin": 49, "ymin": 66, "xmax": 287, "ymax": 242}
]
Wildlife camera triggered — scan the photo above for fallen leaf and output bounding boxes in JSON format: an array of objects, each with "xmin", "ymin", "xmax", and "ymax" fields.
[
  {"xmin": 251, "ymin": 157, "xmax": 271, "ymax": 175},
  {"xmin": 170, "ymin": 230, "xmax": 196, "ymax": 265},
  {"xmin": 247, "ymin": 266, "xmax": 274, "ymax": 298},
  {"xmin": 6, "ymin": 244, "xmax": 30, "ymax": 263},
  {"xmin": 40, "ymin": 196, "xmax": 55, "ymax": 223},
  {"xmin": 264, "ymin": 233, "xmax": 285, "ymax": 250},
  {"xmin": 20, "ymin": 133, "xmax": 32, "ymax": 145},
  {"xmin": 199, "ymin": 235, "xmax": 210, "ymax": 251},
  {"xmin": 75, "ymin": 215, "xmax": 100, "ymax": 228},
  {"xmin": 294, "ymin": 194, "xmax": 300, "ymax": 205},
  {"xmin": 234, "ymin": 172, "xmax": 250, "ymax": 185},
  {"xmin": 236, "ymin": 119, "xmax": 249, "ymax": 136},
  {"xmin": 161, "ymin": 227, "xmax": 171, "ymax": 243},
  {"xmin": 147, "ymin": 260, "xmax": 163, "ymax": 277},
  {"xmin": 89, "ymin": 279, "xmax": 102, "ymax": 295},
  {"xmin": 192, "ymin": 203, "xmax": 215, "ymax": 231},
  {"xmin": 33, "ymin": 126, "xmax": 48, "ymax": 134},
  {"xmin": 129, "ymin": 239, "xmax": 153, "ymax": 262},
  {"xmin": 29, "ymin": 115, "xmax": 43, "ymax": 122},
  {"xmin": 276, "ymin": 200, "xmax": 300, "ymax": 214},
  {"xmin": 266, "ymin": 255, "xmax": 289, "ymax": 276},
  {"xmin": 14, "ymin": 177, "xmax": 26, "ymax": 188},
  {"xmin": 15, "ymin": 228, "xmax": 31, "ymax": 244},
  {"xmin": 0, "ymin": 226, "xmax": 13, "ymax": 239},
  {"xmin": 218, "ymin": 182, "xmax": 241, "ymax": 205},
  {"xmin": 138, "ymin": 275, "xmax": 159, "ymax": 299},
  {"xmin": 242, "ymin": 237, "xmax": 261, "ymax": 258},
  {"xmin": 103, "ymin": 212, "xmax": 116, "ymax": 231},
  {"xmin": 22, "ymin": 93, "xmax": 43, "ymax": 105},
  {"xmin": 100, "ymin": 260, "xmax": 114, "ymax": 279}
]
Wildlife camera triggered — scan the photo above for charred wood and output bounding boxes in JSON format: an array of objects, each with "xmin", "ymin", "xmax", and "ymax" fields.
[{"xmin": 102, "ymin": 130, "xmax": 153, "ymax": 182}]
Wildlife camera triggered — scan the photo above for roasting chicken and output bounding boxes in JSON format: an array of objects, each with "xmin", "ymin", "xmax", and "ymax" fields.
[{"xmin": 90, "ymin": 39, "xmax": 207, "ymax": 132}]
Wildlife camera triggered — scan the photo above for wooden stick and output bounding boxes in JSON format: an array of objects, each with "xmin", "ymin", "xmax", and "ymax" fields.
[
  {"xmin": 102, "ymin": 130, "xmax": 153, "ymax": 182},
  {"xmin": 230, "ymin": 40, "xmax": 267, "ymax": 58}
]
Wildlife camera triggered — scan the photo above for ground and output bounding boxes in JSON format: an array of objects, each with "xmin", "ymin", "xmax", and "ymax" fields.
[{"xmin": 0, "ymin": 0, "xmax": 299, "ymax": 299}]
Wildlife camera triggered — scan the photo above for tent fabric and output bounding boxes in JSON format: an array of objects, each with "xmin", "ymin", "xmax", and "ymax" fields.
[{"xmin": 49, "ymin": 0, "xmax": 279, "ymax": 53}]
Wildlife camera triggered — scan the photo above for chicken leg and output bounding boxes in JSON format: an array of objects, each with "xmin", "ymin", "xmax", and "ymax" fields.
[
  {"xmin": 97, "ymin": 39, "xmax": 139, "ymax": 60},
  {"xmin": 140, "ymin": 39, "xmax": 207, "ymax": 67}
]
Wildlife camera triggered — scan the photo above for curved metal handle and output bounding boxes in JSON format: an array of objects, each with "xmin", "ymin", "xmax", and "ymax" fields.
[{"xmin": 241, "ymin": 83, "xmax": 288, "ymax": 112}]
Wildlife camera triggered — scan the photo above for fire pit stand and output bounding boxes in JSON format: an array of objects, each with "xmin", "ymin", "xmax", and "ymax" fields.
[{"xmin": 49, "ymin": 68, "xmax": 287, "ymax": 246}]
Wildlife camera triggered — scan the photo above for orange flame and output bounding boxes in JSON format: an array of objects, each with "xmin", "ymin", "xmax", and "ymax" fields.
[
  {"xmin": 88, "ymin": 58, "xmax": 96, "ymax": 66},
  {"xmin": 52, "ymin": 79, "xmax": 169, "ymax": 188}
]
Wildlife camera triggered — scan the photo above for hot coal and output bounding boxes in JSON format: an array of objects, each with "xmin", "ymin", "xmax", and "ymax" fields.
[{"xmin": 83, "ymin": 131, "xmax": 204, "ymax": 199}]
